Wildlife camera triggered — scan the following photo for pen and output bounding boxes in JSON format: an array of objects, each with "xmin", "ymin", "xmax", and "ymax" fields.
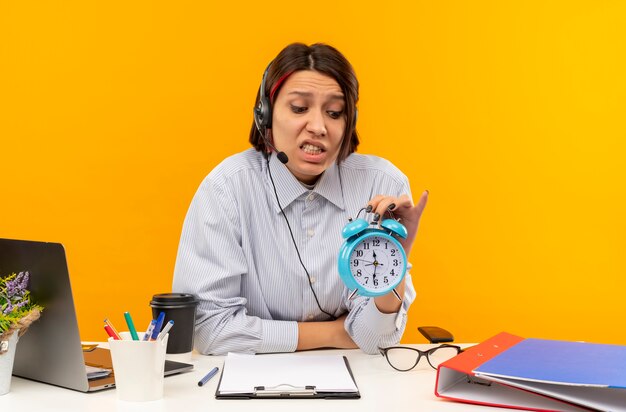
[
  {"xmin": 157, "ymin": 320, "xmax": 174, "ymax": 341},
  {"xmin": 198, "ymin": 367, "xmax": 219, "ymax": 387},
  {"xmin": 103, "ymin": 318, "xmax": 121, "ymax": 340},
  {"xmin": 104, "ymin": 324, "xmax": 120, "ymax": 340},
  {"xmin": 151, "ymin": 312, "xmax": 165, "ymax": 341},
  {"xmin": 143, "ymin": 319, "xmax": 156, "ymax": 341},
  {"xmin": 124, "ymin": 311, "xmax": 139, "ymax": 341}
]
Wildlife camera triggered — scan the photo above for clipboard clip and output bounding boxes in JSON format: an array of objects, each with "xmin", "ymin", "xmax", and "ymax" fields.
[{"xmin": 254, "ymin": 383, "xmax": 317, "ymax": 397}]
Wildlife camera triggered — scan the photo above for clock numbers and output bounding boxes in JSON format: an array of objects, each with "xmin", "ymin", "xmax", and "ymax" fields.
[
  {"xmin": 339, "ymin": 216, "xmax": 409, "ymax": 299},
  {"xmin": 349, "ymin": 235, "xmax": 404, "ymax": 291}
]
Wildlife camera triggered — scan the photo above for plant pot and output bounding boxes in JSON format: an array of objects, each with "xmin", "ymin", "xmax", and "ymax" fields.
[{"xmin": 0, "ymin": 330, "xmax": 19, "ymax": 395}]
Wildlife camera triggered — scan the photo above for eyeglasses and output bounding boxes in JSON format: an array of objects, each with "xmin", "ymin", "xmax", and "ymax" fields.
[{"xmin": 379, "ymin": 344, "xmax": 462, "ymax": 371}]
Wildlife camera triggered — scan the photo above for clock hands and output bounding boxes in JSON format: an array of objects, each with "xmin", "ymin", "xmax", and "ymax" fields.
[
  {"xmin": 364, "ymin": 262, "xmax": 384, "ymax": 267},
  {"xmin": 371, "ymin": 251, "xmax": 379, "ymax": 284},
  {"xmin": 372, "ymin": 259, "xmax": 377, "ymax": 281},
  {"xmin": 366, "ymin": 250, "xmax": 383, "ymax": 267},
  {"xmin": 356, "ymin": 256, "xmax": 384, "ymax": 267},
  {"xmin": 359, "ymin": 251, "xmax": 385, "ymax": 267}
]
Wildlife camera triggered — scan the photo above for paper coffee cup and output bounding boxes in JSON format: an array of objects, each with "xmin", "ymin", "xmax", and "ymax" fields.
[{"xmin": 150, "ymin": 293, "xmax": 198, "ymax": 359}]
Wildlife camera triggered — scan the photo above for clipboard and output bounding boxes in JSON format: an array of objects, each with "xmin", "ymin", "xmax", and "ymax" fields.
[{"xmin": 215, "ymin": 353, "xmax": 360, "ymax": 399}]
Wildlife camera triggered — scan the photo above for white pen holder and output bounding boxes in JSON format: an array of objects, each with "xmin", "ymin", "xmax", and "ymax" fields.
[{"xmin": 108, "ymin": 331, "xmax": 168, "ymax": 402}]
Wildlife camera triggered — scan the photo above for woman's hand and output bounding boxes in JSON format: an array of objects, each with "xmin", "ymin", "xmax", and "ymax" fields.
[
  {"xmin": 367, "ymin": 190, "xmax": 428, "ymax": 256},
  {"xmin": 297, "ymin": 314, "xmax": 358, "ymax": 350}
]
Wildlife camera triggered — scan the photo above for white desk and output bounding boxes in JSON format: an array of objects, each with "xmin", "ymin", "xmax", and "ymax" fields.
[{"xmin": 3, "ymin": 345, "xmax": 510, "ymax": 412}]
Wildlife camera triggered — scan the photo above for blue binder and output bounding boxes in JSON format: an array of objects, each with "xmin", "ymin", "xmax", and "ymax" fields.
[{"xmin": 473, "ymin": 338, "xmax": 626, "ymax": 411}]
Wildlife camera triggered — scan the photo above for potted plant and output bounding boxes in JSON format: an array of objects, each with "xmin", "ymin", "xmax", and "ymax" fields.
[{"xmin": 0, "ymin": 271, "xmax": 43, "ymax": 395}]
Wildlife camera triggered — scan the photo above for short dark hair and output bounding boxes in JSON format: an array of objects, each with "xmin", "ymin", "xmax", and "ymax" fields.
[{"xmin": 249, "ymin": 43, "xmax": 360, "ymax": 163}]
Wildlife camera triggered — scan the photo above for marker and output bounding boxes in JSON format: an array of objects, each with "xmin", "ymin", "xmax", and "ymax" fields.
[
  {"xmin": 151, "ymin": 312, "xmax": 166, "ymax": 341},
  {"xmin": 103, "ymin": 318, "xmax": 121, "ymax": 340},
  {"xmin": 198, "ymin": 367, "xmax": 219, "ymax": 387},
  {"xmin": 104, "ymin": 324, "xmax": 120, "ymax": 340},
  {"xmin": 157, "ymin": 320, "xmax": 174, "ymax": 341},
  {"xmin": 124, "ymin": 312, "xmax": 139, "ymax": 341},
  {"xmin": 143, "ymin": 319, "xmax": 156, "ymax": 341}
]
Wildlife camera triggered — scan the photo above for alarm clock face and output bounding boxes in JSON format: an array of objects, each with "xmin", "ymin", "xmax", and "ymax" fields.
[{"xmin": 349, "ymin": 235, "xmax": 405, "ymax": 292}]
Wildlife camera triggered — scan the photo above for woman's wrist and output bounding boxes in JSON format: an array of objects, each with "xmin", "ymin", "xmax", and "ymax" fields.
[
  {"xmin": 296, "ymin": 317, "xmax": 357, "ymax": 350},
  {"xmin": 374, "ymin": 280, "xmax": 405, "ymax": 313}
]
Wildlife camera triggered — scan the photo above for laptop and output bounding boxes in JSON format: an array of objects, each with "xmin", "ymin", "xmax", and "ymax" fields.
[{"xmin": 0, "ymin": 238, "xmax": 194, "ymax": 392}]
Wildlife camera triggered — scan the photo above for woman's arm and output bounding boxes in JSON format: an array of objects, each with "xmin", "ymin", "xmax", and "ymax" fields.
[{"xmin": 172, "ymin": 175, "xmax": 299, "ymax": 355}]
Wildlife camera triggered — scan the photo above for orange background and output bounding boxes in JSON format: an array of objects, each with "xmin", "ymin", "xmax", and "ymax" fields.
[{"xmin": 2, "ymin": 1, "xmax": 625, "ymax": 344}]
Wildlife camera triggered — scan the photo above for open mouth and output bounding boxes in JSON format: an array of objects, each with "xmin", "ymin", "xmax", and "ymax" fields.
[{"xmin": 301, "ymin": 143, "xmax": 325, "ymax": 155}]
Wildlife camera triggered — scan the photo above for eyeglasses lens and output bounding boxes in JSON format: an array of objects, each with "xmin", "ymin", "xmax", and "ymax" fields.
[
  {"xmin": 385, "ymin": 348, "xmax": 420, "ymax": 371},
  {"xmin": 427, "ymin": 346, "xmax": 459, "ymax": 368}
]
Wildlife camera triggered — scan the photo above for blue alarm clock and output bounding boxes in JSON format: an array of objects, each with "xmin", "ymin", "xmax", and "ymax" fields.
[{"xmin": 338, "ymin": 213, "xmax": 408, "ymax": 300}]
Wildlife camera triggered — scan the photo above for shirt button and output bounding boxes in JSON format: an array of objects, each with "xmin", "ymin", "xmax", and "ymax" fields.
[
  {"xmin": 307, "ymin": 229, "xmax": 315, "ymax": 237},
  {"xmin": 310, "ymin": 277, "xmax": 316, "ymax": 284},
  {"xmin": 307, "ymin": 193, "xmax": 315, "ymax": 201},
  {"xmin": 308, "ymin": 314, "xmax": 315, "ymax": 320}
]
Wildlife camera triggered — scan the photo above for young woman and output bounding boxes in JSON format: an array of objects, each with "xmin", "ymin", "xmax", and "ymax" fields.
[{"xmin": 173, "ymin": 43, "xmax": 428, "ymax": 355}]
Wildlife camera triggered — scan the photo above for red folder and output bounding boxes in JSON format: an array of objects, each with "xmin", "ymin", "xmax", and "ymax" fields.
[{"xmin": 434, "ymin": 332, "xmax": 590, "ymax": 412}]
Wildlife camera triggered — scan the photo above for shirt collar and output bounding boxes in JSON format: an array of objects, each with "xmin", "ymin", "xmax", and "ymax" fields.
[
  {"xmin": 266, "ymin": 153, "xmax": 345, "ymax": 213},
  {"xmin": 314, "ymin": 161, "xmax": 345, "ymax": 211}
]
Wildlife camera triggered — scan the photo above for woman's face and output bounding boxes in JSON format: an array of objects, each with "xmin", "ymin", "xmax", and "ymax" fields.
[{"xmin": 271, "ymin": 70, "xmax": 346, "ymax": 184}]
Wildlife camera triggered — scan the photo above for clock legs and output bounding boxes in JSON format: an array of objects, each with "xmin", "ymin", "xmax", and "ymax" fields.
[{"xmin": 348, "ymin": 288, "xmax": 402, "ymax": 301}]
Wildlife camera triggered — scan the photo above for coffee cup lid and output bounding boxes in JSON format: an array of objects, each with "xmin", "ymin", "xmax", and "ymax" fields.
[{"xmin": 150, "ymin": 293, "xmax": 199, "ymax": 308}]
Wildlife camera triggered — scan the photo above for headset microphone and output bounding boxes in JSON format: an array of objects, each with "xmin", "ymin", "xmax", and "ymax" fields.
[
  {"xmin": 263, "ymin": 134, "xmax": 289, "ymax": 164},
  {"xmin": 277, "ymin": 151, "xmax": 289, "ymax": 164}
]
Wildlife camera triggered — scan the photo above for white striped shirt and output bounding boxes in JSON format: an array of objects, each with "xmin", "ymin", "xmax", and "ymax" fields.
[{"xmin": 172, "ymin": 148, "xmax": 416, "ymax": 355}]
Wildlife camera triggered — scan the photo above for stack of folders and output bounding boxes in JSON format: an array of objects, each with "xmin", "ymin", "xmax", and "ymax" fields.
[{"xmin": 435, "ymin": 332, "xmax": 626, "ymax": 412}]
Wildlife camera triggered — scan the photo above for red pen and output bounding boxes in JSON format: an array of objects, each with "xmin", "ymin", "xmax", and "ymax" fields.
[
  {"xmin": 104, "ymin": 324, "xmax": 121, "ymax": 340},
  {"xmin": 104, "ymin": 318, "xmax": 121, "ymax": 340}
]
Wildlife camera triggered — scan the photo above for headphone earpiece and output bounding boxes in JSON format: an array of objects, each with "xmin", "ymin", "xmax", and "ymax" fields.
[{"xmin": 253, "ymin": 62, "xmax": 273, "ymax": 134}]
